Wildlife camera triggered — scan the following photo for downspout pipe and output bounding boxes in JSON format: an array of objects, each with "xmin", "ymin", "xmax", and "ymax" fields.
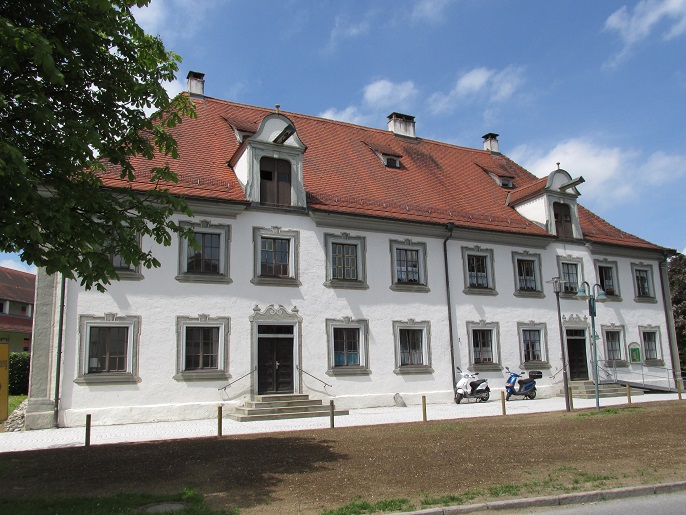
[
  {"xmin": 53, "ymin": 274, "xmax": 66, "ymax": 427},
  {"xmin": 443, "ymin": 222, "xmax": 457, "ymax": 398},
  {"xmin": 659, "ymin": 253, "xmax": 681, "ymax": 385}
]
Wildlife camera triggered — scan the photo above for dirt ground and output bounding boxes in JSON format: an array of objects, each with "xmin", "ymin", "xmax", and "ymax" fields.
[{"xmin": 1, "ymin": 401, "xmax": 685, "ymax": 514}]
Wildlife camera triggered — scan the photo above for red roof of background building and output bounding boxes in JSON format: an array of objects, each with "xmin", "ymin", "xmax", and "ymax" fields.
[
  {"xmin": 98, "ymin": 96, "xmax": 665, "ymax": 252},
  {"xmin": 0, "ymin": 266, "xmax": 35, "ymax": 304}
]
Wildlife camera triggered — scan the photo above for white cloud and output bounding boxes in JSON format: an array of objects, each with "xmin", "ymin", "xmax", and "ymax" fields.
[
  {"xmin": 318, "ymin": 106, "xmax": 370, "ymax": 126},
  {"xmin": 509, "ymin": 137, "xmax": 686, "ymax": 205},
  {"xmin": 410, "ymin": 0, "xmax": 452, "ymax": 23},
  {"xmin": 363, "ymin": 80, "xmax": 418, "ymax": 111},
  {"xmin": 0, "ymin": 257, "xmax": 36, "ymax": 274},
  {"xmin": 133, "ymin": 0, "xmax": 222, "ymax": 44},
  {"xmin": 325, "ymin": 15, "xmax": 372, "ymax": 53},
  {"xmin": 428, "ymin": 66, "xmax": 525, "ymax": 114},
  {"xmin": 604, "ymin": 0, "xmax": 686, "ymax": 66}
]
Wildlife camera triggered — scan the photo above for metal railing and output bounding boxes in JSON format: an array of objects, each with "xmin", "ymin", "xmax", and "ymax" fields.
[
  {"xmin": 218, "ymin": 367, "xmax": 257, "ymax": 391},
  {"xmin": 598, "ymin": 360, "xmax": 677, "ymax": 391},
  {"xmin": 296, "ymin": 365, "xmax": 332, "ymax": 388}
]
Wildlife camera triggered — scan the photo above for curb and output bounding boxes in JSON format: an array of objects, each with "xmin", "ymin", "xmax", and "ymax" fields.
[{"xmin": 397, "ymin": 481, "xmax": 686, "ymax": 514}]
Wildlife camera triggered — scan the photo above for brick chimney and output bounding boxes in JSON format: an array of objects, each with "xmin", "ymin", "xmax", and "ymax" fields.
[
  {"xmin": 387, "ymin": 112, "xmax": 416, "ymax": 138},
  {"xmin": 186, "ymin": 71, "xmax": 205, "ymax": 99}
]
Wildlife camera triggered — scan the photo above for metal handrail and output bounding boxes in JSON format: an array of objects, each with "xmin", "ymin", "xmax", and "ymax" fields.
[
  {"xmin": 218, "ymin": 367, "xmax": 257, "ymax": 391},
  {"xmin": 597, "ymin": 360, "xmax": 676, "ymax": 389},
  {"xmin": 296, "ymin": 365, "xmax": 332, "ymax": 388}
]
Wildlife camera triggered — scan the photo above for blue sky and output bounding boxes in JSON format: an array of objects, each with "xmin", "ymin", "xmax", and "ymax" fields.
[{"xmin": 3, "ymin": 0, "xmax": 686, "ymax": 274}]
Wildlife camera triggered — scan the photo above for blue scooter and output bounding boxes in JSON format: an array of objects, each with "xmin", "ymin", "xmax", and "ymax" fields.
[{"xmin": 504, "ymin": 367, "xmax": 541, "ymax": 400}]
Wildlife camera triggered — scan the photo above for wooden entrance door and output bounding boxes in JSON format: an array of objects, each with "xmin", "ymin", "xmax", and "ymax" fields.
[
  {"xmin": 257, "ymin": 330, "xmax": 294, "ymax": 395},
  {"xmin": 566, "ymin": 329, "xmax": 589, "ymax": 381}
]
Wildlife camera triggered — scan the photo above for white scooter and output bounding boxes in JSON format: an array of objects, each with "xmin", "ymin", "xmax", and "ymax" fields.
[{"xmin": 454, "ymin": 366, "xmax": 490, "ymax": 403}]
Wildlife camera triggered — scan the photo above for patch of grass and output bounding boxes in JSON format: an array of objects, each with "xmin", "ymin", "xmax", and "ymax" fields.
[
  {"xmin": 0, "ymin": 488, "xmax": 235, "ymax": 515},
  {"xmin": 322, "ymin": 497, "xmax": 415, "ymax": 515},
  {"xmin": 420, "ymin": 493, "xmax": 469, "ymax": 507},
  {"xmin": 573, "ymin": 471, "xmax": 616, "ymax": 484},
  {"xmin": 8, "ymin": 394, "xmax": 26, "ymax": 414},
  {"xmin": 578, "ymin": 407, "xmax": 642, "ymax": 418},
  {"xmin": 488, "ymin": 483, "xmax": 522, "ymax": 497}
]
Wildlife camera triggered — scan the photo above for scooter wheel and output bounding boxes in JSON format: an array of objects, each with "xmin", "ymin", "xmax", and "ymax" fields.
[
  {"xmin": 479, "ymin": 391, "xmax": 490, "ymax": 402},
  {"xmin": 527, "ymin": 389, "xmax": 537, "ymax": 400},
  {"xmin": 454, "ymin": 393, "xmax": 463, "ymax": 404}
]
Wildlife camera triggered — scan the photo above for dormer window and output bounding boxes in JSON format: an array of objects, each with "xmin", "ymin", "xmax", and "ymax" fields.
[
  {"xmin": 229, "ymin": 112, "xmax": 307, "ymax": 208},
  {"xmin": 499, "ymin": 177, "xmax": 513, "ymax": 188},
  {"xmin": 260, "ymin": 157, "xmax": 291, "ymax": 207},
  {"xmin": 384, "ymin": 155, "xmax": 400, "ymax": 168},
  {"xmin": 553, "ymin": 202, "xmax": 573, "ymax": 239}
]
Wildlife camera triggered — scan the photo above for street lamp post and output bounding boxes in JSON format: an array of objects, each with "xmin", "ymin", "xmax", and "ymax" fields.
[
  {"xmin": 576, "ymin": 281, "xmax": 607, "ymax": 411},
  {"xmin": 550, "ymin": 277, "xmax": 571, "ymax": 412}
]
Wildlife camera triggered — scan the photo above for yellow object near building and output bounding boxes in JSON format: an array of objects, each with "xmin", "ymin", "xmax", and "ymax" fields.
[{"xmin": 0, "ymin": 343, "xmax": 8, "ymax": 421}]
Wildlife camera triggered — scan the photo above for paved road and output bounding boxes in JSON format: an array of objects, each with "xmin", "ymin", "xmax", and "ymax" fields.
[
  {"xmin": 0, "ymin": 392, "xmax": 681, "ymax": 453},
  {"xmin": 509, "ymin": 490, "xmax": 686, "ymax": 514}
]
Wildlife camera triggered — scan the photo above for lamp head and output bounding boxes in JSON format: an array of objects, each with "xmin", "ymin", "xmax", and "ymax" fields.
[
  {"xmin": 576, "ymin": 283, "xmax": 589, "ymax": 300},
  {"xmin": 595, "ymin": 288, "xmax": 608, "ymax": 302}
]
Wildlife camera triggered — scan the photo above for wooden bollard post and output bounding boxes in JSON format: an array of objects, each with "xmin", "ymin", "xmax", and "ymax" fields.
[
  {"xmin": 626, "ymin": 384, "xmax": 632, "ymax": 405},
  {"xmin": 329, "ymin": 400, "xmax": 335, "ymax": 428},
  {"xmin": 422, "ymin": 395, "xmax": 427, "ymax": 422},
  {"xmin": 568, "ymin": 386, "xmax": 574, "ymax": 411},
  {"xmin": 217, "ymin": 405, "xmax": 223, "ymax": 437},
  {"xmin": 85, "ymin": 414, "xmax": 91, "ymax": 448},
  {"xmin": 678, "ymin": 379, "xmax": 683, "ymax": 401},
  {"xmin": 501, "ymin": 390, "xmax": 506, "ymax": 415}
]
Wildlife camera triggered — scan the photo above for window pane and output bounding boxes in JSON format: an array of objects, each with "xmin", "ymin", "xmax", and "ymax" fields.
[
  {"xmin": 606, "ymin": 331, "xmax": 621, "ymax": 360},
  {"xmin": 599, "ymin": 266, "xmax": 615, "ymax": 295},
  {"xmin": 635, "ymin": 270, "xmax": 650, "ymax": 297},
  {"xmin": 517, "ymin": 259, "xmax": 536, "ymax": 291},
  {"xmin": 643, "ymin": 332, "xmax": 657, "ymax": 360},
  {"xmin": 473, "ymin": 329, "xmax": 493, "ymax": 363},
  {"xmin": 399, "ymin": 329, "xmax": 423, "ymax": 366},
  {"xmin": 468, "ymin": 255, "xmax": 488, "ymax": 288},
  {"xmin": 333, "ymin": 328, "xmax": 360, "ymax": 366},
  {"xmin": 185, "ymin": 326, "xmax": 219, "ymax": 370},
  {"xmin": 88, "ymin": 326, "xmax": 128, "ymax": 373},
  {"xmin": 188, "ymin": 232, "xmax": 220, "ymax": 274},
  {"xmin": 261, "ymin": 238, "xmax": 290, "ymax": 277},
  {"xmin": 332, "ymin": 243, "xmax": 358, "ymax": 280},
  {"xmin": 522, "ymin": 329, "xmax": 541, "ymax": 361},
  {"xmin": 396, "ymin": 249, "xmax": 420, "ymax": 284},
  {"xmin": 562, "ymin": 263, "xmax": 578, "ymax": 293}
]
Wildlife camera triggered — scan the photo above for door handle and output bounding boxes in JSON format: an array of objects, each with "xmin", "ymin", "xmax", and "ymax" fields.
[{"xmin": 275, "ymin": 360, "xmax": 280, "ymax": 369}]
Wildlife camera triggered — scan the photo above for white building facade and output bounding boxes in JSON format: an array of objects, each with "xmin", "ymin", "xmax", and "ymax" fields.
[{"xmin": 25, "ymin": 76, "xmax": 679, "ymax": 429}]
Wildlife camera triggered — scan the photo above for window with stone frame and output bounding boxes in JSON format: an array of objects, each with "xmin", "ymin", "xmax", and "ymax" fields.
[
  {"xmin": 631, "ymin": 263, "xmax": 656, "ymax": 302},
  {"xmin": 517, "ymin": 322, "xmax": 548, "ymax": 368},
  {"xmin": 324, "ymin": 233, "xmax": 368, "ymax": 289},
  {"xmin": 522, "ymin": 329, "xmax": 542, "ymax": 362},
  {"xmin": 251, "ymin": 227, "xmax": 300, "ymax": 286},
  {"xmin": 595, "ymin": 260, "xmax": 620, "ymax": 299},
  {"xmin": 76, "ymin": 314, "xmax": 141, "ymax": 384},
  {"xmin": 326, "ymin": 318, "xmax": 370, "ymax": 375},
  {"xmin": 176, "ymin": 221, "xmax": 231, "ymax": 284},
  {"xmin": 389, "ymin": 240, "xmax": 429, "ymax": 292},
  {"xmin": 472, "ymin": 329, "xmax": 493, "ymax": 363},
  {"xmin": 462, "ymin": 246, "xmax": 497, "ymax": 295},
  {"xmin": 605, "ymin": 330, "xmax": 622, "ymax": 361},
  {"xmin": 557, "ymin": 256, "xmax": 584, "ymax": 296},
  {"xmin": 392, "ymin": 320, "xmax": 432, "ymax": 373},
  {"xmin": 175, "ymin": 315, "xmax": 230, "ymax": 381},
  {"xmin": 642, "ymin": 330, "xmax": 659, "ymax": 361}
]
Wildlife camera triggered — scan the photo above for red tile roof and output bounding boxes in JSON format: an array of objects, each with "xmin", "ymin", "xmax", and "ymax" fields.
[
  {"xmin": 0, "ymin": 315, "xmax": 32, "ymax": 334},
  {"xmin": 0, "ymin": 266, "xmax": 35, "ymax": 304},
  {"xmin": 98, "ymin": 96, "xmax": 665, "ymax": 252}
]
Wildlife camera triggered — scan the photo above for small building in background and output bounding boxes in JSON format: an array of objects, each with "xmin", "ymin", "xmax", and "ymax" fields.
[{"xmin": 0, "ymin": 266, "xmax": 36, "ymax": 353}]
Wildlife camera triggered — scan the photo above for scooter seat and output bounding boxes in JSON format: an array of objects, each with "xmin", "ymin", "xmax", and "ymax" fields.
[
  {"xmin": 518, "ymin": 378, "xmax": 535, "ymax": 386},
  {"xmin": 470, "ymin": 379, "xmax": 486, "ymax": 390}
]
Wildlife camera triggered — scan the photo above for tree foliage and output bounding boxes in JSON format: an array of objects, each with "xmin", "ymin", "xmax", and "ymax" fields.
[
  {"xmin": 668, "ymin": 253, "xmax": 686, "ymax": 374},
  {"xmin": 0, "ymin": 0, "xmax": 195, "ymax": 291}
]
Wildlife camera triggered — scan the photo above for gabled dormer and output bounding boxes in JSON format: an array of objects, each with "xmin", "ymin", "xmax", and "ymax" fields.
[
  {"xmin": 506, "ymin": 167, "xmax": 585, "ymax": 240},
  {"xmin": 230, "ymin": 109, "xmax": 307, "ymax": 208}
]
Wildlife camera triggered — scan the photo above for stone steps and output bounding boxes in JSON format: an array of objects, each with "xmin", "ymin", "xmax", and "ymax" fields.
[
  {"xmin": 564, "ymin": 381, "xmax": 644, "ymax": 399},
  {"xmin": 226, "ymin": 394, "xmax": 349, "ymax": 422}
]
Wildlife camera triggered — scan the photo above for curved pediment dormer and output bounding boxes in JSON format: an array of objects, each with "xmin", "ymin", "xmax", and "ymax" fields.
[
  {"xmin": 506, "ymin": 167, "xmax": 585, "ymax": 240},
  {"xmin": 231, "ymin": 112, "xmax": 307, "ymax": 208}
]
